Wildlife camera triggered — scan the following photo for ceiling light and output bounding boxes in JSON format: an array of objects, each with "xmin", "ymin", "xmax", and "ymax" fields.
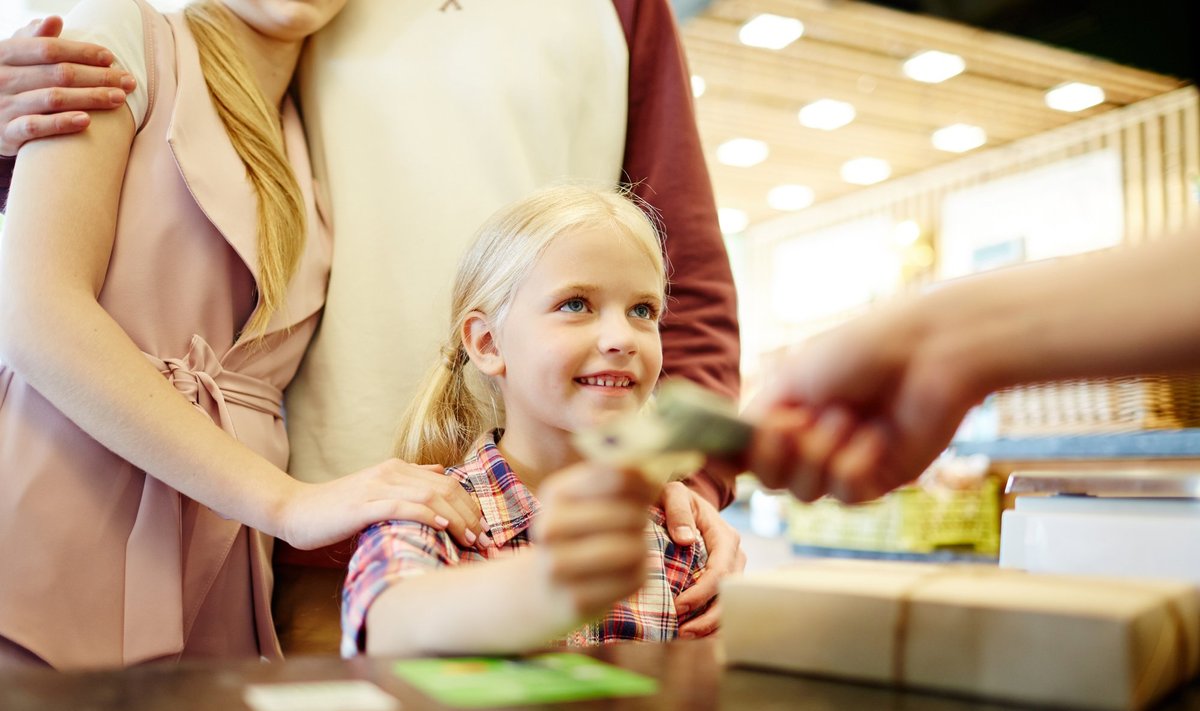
[
  {"xmin": 767, "ymin": 185, "xmax": 815, "ymax": 211},
  {"xmin": 691, "ymin": 75, "xmax": 706, "ymax": 98},
  {"xmin": 931, "ymin": 123, "xmax": 987, "ymax": 153},
  {"xmin": 1044, "ymin": 82, "xmax": 1105, "ymax": 112},
  {"xmin": 716, "ymin": 138, "xmax": 769, "ymax": 168},
  {"xmin": 798, "ymin": 99, "xmax": 856, "ymax": 131},
  {"xmin": 841, "ymin": 157, "xmax": 892, "ymax": 186},
  {"xmin": 893, "ymin": 220, "xmax": 921, "ymax": 246},
  {"xmin": 903, "ymin": 50, "xmax": 965, "ymax": 84},
  {"xmin": 738, "ymin": 14, "xmax": 804, "ymax": 50},
  {"xmin": 718, "ymin": 208, "xmax": 749, "ymax": 234}
]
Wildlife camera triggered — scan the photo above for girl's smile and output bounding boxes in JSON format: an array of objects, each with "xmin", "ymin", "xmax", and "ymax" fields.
[{"xmin": 471, "ymin": 226, "xmax": 665, "ymax": 478}]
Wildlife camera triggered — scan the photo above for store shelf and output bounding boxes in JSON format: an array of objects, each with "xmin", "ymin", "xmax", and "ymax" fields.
[
  {"xmin": 792, "ymin": 545, "xmax": 998, "ymax": 564},
  {"xmin": 952, "ymin": 429, "xmax": 1200, "ymax": 461}
]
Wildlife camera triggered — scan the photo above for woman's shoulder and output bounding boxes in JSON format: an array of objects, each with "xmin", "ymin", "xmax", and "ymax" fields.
[{"xmin": 60, "ymin": 0, "xmax": 156, "ymax": 128}]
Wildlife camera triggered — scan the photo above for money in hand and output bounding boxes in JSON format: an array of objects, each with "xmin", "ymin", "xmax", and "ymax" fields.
[{"xmin": 573, "ymin": 380, "xmax": 753, "ymax": 485}]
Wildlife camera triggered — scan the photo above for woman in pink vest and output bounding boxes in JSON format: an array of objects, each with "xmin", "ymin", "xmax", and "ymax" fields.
[{"xmin": 0, "ymin": 0, "xmax": 487, "ymax": 669}]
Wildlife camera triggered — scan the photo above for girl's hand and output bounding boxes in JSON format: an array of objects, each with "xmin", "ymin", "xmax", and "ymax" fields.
[
  {"xmin": 277, "ymin": 458, "xmax": 488, "ymax": 551},
  {"xmin": 532, "ymin": 464, "xmax": 657, "ymax": 620}
]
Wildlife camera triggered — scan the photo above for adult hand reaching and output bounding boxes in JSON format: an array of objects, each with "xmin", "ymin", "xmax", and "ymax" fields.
[{"xmin": 745, "ymin": 297, "xmax": 985, "ymax": 504}]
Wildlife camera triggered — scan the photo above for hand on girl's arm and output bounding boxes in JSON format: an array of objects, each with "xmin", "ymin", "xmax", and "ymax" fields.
[
  {"xmin": 658, "ymin": 481, "xmax": 743, "ymax": 637},
  {"xmin": 0, "ymin": 16, "xmax": 133, "ymax": 156},
  {"xmin": 279, "ymin": 460, "xmax": 488, "ymax": 551}
]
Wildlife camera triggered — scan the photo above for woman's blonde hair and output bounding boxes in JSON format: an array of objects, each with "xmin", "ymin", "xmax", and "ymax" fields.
[
  {"xmin": 394, "ymin": 184, "xmax": 667, "ymax": 466},
  {"xmin": 185, "ymin": 1, "xmax": 306, "ymax": 339}
]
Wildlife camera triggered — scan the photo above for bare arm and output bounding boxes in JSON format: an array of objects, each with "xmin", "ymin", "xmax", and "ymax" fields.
[
  {"xmin": 929, "ymin": 237, "xmax": 1200, "ymax": 389},
  {"xmin": 366, "ymin": 552, "xmax": 576, "ymax": 656},
  {"xmin": 0, "ymin": 108, "xmax": 304, "ymax": 528},
  {"xmin": 746, "ymin": 235, "xmax": 1200, "ymax": 502},
  {"xmin": 0, "ymin": 109, "xmax": 487, "ymax": 550}
]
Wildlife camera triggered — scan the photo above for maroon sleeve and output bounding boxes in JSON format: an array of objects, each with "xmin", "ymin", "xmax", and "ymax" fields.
[
  {"xmin": 0, "ymin": 156, "xmax": 13, "ymax": 213},
  {"xmin": 613, "ymin": 0, "xmax": 740, "ymax": 509}
]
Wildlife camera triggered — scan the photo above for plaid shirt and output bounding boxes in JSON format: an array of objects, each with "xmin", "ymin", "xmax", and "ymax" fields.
[{"xmin": 340, "ymin": 431, "xmax": 708, "ymax": 657}]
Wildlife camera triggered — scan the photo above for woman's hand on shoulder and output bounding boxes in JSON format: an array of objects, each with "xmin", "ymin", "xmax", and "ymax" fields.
[
  {"xmin": 532, "ymin": 464, "xmax": 657, "ymax": 620},
  {"xmin": 277, "ymin": 458, "xmax": 489, "ymax": 551},
  {"xmin": 1, "ymin": 17, "xmax": 133, "ymax": 156}
]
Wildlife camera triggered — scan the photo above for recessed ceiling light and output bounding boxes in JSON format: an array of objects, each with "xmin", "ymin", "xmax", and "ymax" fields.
[
  {"xmin": 841, "ymin": 157, "xmax": 892, "ymax": 186},
  {"xmin": 767, "ymin": 185, "xmax": 815, "ymax": 211},
  {"xmin": 691, "ymin": 75, "xmax": 706, "ymax": 98},
  {"xmin": 798, "ymin": 99, "xmax": 856, "ymax": 131},
  {"xmin": 931, "ymin": 123, "xmax": 987, "ymax": 153},
  {"xmin": 718, "ymin": 208, "xmax": 749, "ymax": 234},
  {"xmin": 903, "ymin": 50, "xmax": 965, "ymax": 84},
  {"xmin": 738, "ymin": 14, "xmax": 804, "ymax": 50},
  {"xmin": 716, "ymin": 138, "xmax": 769, "ymax": 168},
  {"xmin": 1044, "ymin": 82, "xmax": 1105, "ymax": 112}
]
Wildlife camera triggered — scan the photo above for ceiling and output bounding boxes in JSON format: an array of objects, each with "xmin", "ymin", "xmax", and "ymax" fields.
[{"xmin": 679, "ymin": 0, "xmax": 1188, "ymax": 230}]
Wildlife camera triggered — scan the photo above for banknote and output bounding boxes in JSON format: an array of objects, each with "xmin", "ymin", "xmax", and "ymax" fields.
[{"xmin": 573, "ymin": 380, "xmax": 753, "ymax": 484}]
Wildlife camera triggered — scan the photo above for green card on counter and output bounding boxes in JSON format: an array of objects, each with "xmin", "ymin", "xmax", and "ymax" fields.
[{"xmin": 393, "ymin": 652, "xmax": 659, "ymax": 707}]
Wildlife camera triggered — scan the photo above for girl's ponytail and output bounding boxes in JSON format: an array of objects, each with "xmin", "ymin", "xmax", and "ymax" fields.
[{"xmin": 394, "ymin": 342, "xmax": 488, "ymax": 466}]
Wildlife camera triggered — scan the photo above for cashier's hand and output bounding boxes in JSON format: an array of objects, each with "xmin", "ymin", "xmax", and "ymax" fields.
[
  {"xmin": 1, "ymin": 17, "xmax": 133, "ymax": 156},
  {"xmin": 745, "ymin": 300, "xmax": 983, "ymax": 504},
  {"xmin": 533, "ymin": 464, "xmax": 658, "ymax": 621},
  {"xmin": 660, "ymin": 482, "xmax": 745, "ymax": 638}
]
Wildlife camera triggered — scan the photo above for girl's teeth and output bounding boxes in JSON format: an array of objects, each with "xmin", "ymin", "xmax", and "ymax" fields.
[{"xmin": 579, "ymin": 376, "xmax": 631, "ymax": 387}]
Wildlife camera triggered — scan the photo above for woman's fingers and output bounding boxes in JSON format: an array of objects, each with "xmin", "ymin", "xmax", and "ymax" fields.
[
  {"xmin": 374, "ymin": 461, "xmax": 488, "ymax": 547},
  {"xmin": 396, "ymin": 463, "xmax": 487, "ymax": 543}
]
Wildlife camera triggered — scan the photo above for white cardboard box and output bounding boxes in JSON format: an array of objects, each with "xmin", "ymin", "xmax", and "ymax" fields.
[{"xmin": 1000, "ymin": 497, "xmax": 1200, "ymax": 583}]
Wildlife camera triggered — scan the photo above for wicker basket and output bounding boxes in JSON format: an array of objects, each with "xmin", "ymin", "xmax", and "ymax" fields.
[
  {"xmin": 994, "ymin": 375, "xmax": 1200, "ymax": 437},
  {"xmin": 786, "ymin": 478, "xmax": 1000, "ymax": 555}
]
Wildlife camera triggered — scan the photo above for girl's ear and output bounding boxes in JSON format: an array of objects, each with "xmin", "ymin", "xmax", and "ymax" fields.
[{"xmin": 462, "ymin": 310, "xmax": 505, "ymax": 377}]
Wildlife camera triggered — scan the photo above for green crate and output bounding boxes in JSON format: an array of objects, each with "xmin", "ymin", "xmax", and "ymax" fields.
[{"xmin": 787, "ymin": 477, "xmax": 1000, "ymax": 555}]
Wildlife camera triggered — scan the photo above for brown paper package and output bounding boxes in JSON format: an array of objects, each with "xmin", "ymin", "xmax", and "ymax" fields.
[{"xmin": 721, "ymin": 559, "xmax": 1200, "ymax": 710}]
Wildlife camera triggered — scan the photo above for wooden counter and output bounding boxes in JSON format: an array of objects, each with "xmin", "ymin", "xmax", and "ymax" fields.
[{"xmin": 4, "ymin": 638, "xmax": 1200, "ymax": 710}]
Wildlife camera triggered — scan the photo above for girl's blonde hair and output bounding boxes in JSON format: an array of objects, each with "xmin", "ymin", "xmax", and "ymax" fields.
[
  {"xmin": 185, "ymin": 1, "xmax": 307, "ymax": 339},
  {"xmin": 395, "ymin": 184, "xmax": 666, "ymax": 466}
]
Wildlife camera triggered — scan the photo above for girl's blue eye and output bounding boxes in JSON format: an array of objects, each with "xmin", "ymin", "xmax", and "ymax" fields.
[
  {"xmin": 560, "ymin": 298, "xmax": 587, "ymax": 313},
  {"xmin": 630, "ymin": 303, "xmax": 655, "ymax": 320}
]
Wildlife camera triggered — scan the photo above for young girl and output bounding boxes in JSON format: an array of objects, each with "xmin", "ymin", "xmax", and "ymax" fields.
[
  {"xmin": 0, "ymin": 0, "xmax": 485, "ymax": 669},
  {"xmin": 341, "ymin": 185, "xmax": 712, "ymax": 657}
]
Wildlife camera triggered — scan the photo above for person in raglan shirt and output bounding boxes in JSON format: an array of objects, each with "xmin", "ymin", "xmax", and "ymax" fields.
[{"xmin": 0, "ymin": 0, "xmax": 744, "ymax": 653}]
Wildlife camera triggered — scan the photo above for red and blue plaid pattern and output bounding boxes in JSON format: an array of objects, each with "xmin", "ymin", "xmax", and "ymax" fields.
[{"xmin": 340, "ymin": 431, "xmax": 707, "ymax": 656}]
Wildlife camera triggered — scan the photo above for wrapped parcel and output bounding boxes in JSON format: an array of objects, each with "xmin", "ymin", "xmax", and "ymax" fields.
[{"xmin": 722, "ymin": 559, "xmax": 1200, "ymax": 710}]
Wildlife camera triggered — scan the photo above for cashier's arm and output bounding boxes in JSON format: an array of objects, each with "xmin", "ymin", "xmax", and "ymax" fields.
[{"xmin": 745, "ymin": 235, "xmax": 1200, "ymax": 503}]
